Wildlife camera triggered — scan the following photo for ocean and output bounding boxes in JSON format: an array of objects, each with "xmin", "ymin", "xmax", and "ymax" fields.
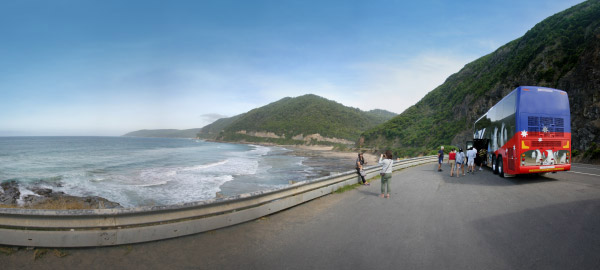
[{"xmin": 0, "ymin": 137, "xmax": 326, "ymax": 207}]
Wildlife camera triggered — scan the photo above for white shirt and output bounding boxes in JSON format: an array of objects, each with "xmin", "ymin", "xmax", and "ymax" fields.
[
  {"xmin": 467, "ymin": 149, "xmax": 477, "ymax": 160},
  {"xmin": 379, "ymin": 156, "xmax": 393, "ymax": 174}
]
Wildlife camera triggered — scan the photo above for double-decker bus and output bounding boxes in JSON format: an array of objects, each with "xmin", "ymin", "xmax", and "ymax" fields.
[{"xmin": 473, "ymin": 86, "xmax": 571, "ymax": 177}]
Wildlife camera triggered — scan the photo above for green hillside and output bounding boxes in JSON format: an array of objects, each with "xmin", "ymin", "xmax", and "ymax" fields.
[
  {"xmin": 361, "ymin": 0, "xmax": 600, "ymax": 159},
  {"xmin": 215, "ymin": 94, "xmax": 396, "ymax": 145},
  {"xmin": 196, "ymin": 114, "xmax": 244, "ymax": 139}
]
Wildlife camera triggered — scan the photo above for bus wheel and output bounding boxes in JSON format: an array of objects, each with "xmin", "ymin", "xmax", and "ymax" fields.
[
  {"xmin": 498, "ymin": 156, "xmax": 504, "ymax": 178},
  {"xmin": 492, "ymin": 156, "xmax": 498, "ymax": 174}
]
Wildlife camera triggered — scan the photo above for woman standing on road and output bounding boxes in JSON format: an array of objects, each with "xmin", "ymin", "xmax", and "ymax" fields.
[
  {"xmin": 449, "ymin": 149, "xmax": 456, "ymax": 176},
  {"xmin": 379, "ymin": 150, "xmax": 393, "ymax": 198}
]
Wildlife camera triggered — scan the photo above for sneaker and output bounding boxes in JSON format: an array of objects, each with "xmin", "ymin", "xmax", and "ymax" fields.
[{"xmin": 479, "ymin": 168, "xmax": 483, "ymax": 171}]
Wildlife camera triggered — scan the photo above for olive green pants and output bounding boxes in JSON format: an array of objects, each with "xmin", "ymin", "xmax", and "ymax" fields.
[{"xmin": 380, "ymin": 173, "xmax": 392, "ymax": 194}]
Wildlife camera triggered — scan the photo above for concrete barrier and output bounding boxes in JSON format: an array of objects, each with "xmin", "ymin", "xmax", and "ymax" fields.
[{"xmin": 0, "ymin": 156, "xmax": 437, "ymax": 247}]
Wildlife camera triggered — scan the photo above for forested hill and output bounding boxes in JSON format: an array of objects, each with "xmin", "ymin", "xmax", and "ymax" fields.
[
  {"xmin": 201, "ymin": 94, "xmax": 396, "ymax": 145},
  {"xmin": 360, "ymin": 0, "xmax": 600, "ymax": 160}
]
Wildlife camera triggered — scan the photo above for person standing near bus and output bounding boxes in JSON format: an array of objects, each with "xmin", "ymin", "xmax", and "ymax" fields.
[
  {"xmin": 449, "ymin": 149, "xmax": 456, "ymax": 176},
  {"xmin": 467, "ymin": 147, "xmax": 477, "ymax": 173},
  {"xmin": 437, "ymin": 146, "xmax": 444, "ymax": 171},
  {"xmin": 455, "ymin": 148, "xmax": 465, "ymax": 177},
  {"xmin": 478, "ymin": 148, "xmax": 487, "ymax": 171}
]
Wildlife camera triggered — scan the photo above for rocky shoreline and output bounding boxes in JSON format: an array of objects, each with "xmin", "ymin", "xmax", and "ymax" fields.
[
  {"xmin": 283, "ymin": 145, "xmax": 379, "ymax": 175},
  {"xmin": 0, "ymin": 180, "xmax": 122, "ymax": 209},
  {"xmin": 0, "ymin": 144, "xmax": 376, "ymax": 210}
]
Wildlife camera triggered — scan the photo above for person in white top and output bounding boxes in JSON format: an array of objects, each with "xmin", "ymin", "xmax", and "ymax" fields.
[
  {"xmin": 455, "ymin": 148, "xmax": 465, "ymax": 177},
  {"xmin": 467, "ymin": 147, "xmax": 477, "ymax": 173},
  {"xmin": 379, "ymin": 150, "xmax": 394, "ymax": 199}
]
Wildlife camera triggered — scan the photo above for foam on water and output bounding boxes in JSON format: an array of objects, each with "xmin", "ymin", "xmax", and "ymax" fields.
[{"xmin": 0, "ymin": 137, "xmax": 316, "ymax": 207}]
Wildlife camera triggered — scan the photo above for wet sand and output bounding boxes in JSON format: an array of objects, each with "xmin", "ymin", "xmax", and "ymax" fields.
[{"xmin": 283, "ymin": 145, "xmax": 378, "ymax": 177}]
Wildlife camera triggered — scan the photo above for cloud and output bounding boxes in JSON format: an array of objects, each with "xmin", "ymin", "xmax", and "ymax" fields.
[
  {"xmin": 199, "ymin": 113, "xmax": 229, "ymax": 123},
  {"xmin": 476, "ymin": 39, "xmax": 502, "ymax": 52},
  {"xmin": 178, "ymin": 51, "xmax": 477, "ymax": 116},
  {"xmin": 0, "ymin": 49, "xmax": 476, "ymax": 136},
  {"xmin": 344, "ymin": 51, "xmax": 476, "ymax": 113}
]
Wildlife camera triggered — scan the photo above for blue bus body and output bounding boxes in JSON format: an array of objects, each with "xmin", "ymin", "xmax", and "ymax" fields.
[{"xmin": 474, "ymin": 86, "xmax": 571, "ymax": 176}]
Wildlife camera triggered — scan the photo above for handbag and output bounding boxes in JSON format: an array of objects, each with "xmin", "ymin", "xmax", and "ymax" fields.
[{"xmin": 360, "ymin": 169, "xmax": 366, "ymax": 177}]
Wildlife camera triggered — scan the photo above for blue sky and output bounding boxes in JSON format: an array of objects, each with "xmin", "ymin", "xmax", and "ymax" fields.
[{"xmin": 0, "ymin": 0, "xmax": 586, "ymax": 136}]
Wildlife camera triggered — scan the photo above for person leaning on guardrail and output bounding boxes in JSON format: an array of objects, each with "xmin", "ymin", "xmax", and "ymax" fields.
[
  {"xmin": 379, "ymin": 150, "xmax": 393, "ymax": 199},
  {"xmin": 356, "ymin": 153, "xmax": 369, "ymax": 186}
]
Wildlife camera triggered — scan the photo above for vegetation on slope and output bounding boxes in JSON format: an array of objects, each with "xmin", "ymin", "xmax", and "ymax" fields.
[
  {"xmin": 215, "ymin": 94, "xmax": 396, "ymax": 145},
  {"xmin": 196, "ymin": 114, "xmax": 244, "ymax": 140},
  {"xmin": 361, "ymin": 0, "xmax": 600, "ymax": 157}
]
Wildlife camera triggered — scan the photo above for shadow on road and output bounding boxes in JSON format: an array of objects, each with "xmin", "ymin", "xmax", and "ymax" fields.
[
  {"xmin": 431, "ymin": 165, "xmax": 559, "ymax": 186},
  {"xmin": 471, "ymin": 198, "xmax": 600, "ymax": 269},
  {"xmin": 355, "ymin": 187, "xmax": 380, "ymax": 197}
]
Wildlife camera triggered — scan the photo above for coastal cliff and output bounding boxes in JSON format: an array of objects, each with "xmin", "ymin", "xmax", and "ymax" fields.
[{"xmin": 360, "ymin": 1, "xmax": 600, "ymax": 161}]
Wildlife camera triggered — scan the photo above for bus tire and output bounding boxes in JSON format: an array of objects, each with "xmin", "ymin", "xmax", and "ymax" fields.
[
  {"xmin": 498, "ymin": 156, "xmax": 504, "ymax": 178},
  {"xmin": 492, "ymin": 156, "xmax": 498, "ymax": 174}
]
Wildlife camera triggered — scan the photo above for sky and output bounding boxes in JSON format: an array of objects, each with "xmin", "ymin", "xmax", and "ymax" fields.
[{"xmin": 0, "ymin": 0, "xmax": 587, "ymax": 136}]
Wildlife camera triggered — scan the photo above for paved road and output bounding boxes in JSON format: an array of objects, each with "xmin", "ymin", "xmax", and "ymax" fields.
[{"xmin": 3, "ymin": 163, "xmax": 600, "ymax": 270}]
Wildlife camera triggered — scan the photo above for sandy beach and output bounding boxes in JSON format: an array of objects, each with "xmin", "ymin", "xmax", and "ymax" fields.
[{"xmin": 283, "ymin": 145, "xmax": 379, "ymax": 173}]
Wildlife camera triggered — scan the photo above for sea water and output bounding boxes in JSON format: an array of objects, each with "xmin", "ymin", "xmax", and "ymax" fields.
[{"xmin": 0, "ymin": 137, "xmax": 316, "ymax": 207}]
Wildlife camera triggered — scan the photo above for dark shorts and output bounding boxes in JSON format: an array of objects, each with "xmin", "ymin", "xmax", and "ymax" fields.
[{"xmin": 438, "ymin": 157, "xmax": 443, "ymax": 164}]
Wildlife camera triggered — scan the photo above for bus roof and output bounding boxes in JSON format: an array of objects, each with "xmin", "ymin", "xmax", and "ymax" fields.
[{"xmin": 517, "ymin": 86, "xmax": 569, "ymax": 116}]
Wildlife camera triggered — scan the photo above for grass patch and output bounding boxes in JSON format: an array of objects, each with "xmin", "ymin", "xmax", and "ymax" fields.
[
  {"xmin": 334, "ymin": 183, "xmax": 362, "ymax": 194},
  {"xmin": 0, "ymin": 246, "xmax": 16, "ymax": 255},
  {"xmin": 334, "ymin": 176, "xmax": 379, "ymax": 194},
  {"xmin": 0, "ymin": 197, "xmax": 90, "ymax": 210},
  {"xmin": 53, "ymin": 249, "xmax": 68, "ymax": 258},
  {"xmin": 30, "ymin": 197, "xmax": 88, "ymax": 210},
  {"xmin": 33, "ymin": 249, "xmax": 48, "ymax": 260}
]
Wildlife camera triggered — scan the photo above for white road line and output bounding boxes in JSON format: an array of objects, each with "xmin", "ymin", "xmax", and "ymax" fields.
[
  {"xmin": 571, "ymin": 167, "xmax": 600, "ymax": 171},
  {"xmin": 567, "ymin": 171, "xmax": 600, "ymax": 177},
  {"xmin": 571, "ymin": 164, "xmax": 600, "ymax": 170}
]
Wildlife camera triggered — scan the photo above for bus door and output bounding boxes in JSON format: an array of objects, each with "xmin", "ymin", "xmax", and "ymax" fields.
[
  {"xmin": 473, "ymin": 139, "xmax": 489, "ymax": 166},
  {"xmin": 508, "ymin": 147, "xmax": 516, "ymax": 171}
]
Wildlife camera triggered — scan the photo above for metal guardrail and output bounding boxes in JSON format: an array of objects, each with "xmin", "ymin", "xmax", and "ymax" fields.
[{"xmin": 0, "ymin": 156, "xmax": 437, "ymax": 247}]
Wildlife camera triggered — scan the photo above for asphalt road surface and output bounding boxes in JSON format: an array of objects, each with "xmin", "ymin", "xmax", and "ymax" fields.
[{"xmin": 3, "ymin": 162, "xmax": 600, "ymax": 270}]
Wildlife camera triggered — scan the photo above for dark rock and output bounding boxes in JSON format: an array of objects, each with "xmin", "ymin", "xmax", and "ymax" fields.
[
  {"xmin": 31, "ymin": 187, "xmax": 53, "ymax": 196},
  {"xmin": 22, "ymin": 194, "xmax": 47, "ymax": 205},
  {"xmin": 82, "ymin": 196, "xmax": 123, "ymax": 209},
  {"xmin": 1, "ymin": 181, "xmax": 122, "ymax": 209},
  {"xmin": 0, "ymin": 180, "xmax": 20, "ymax": 205}
]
